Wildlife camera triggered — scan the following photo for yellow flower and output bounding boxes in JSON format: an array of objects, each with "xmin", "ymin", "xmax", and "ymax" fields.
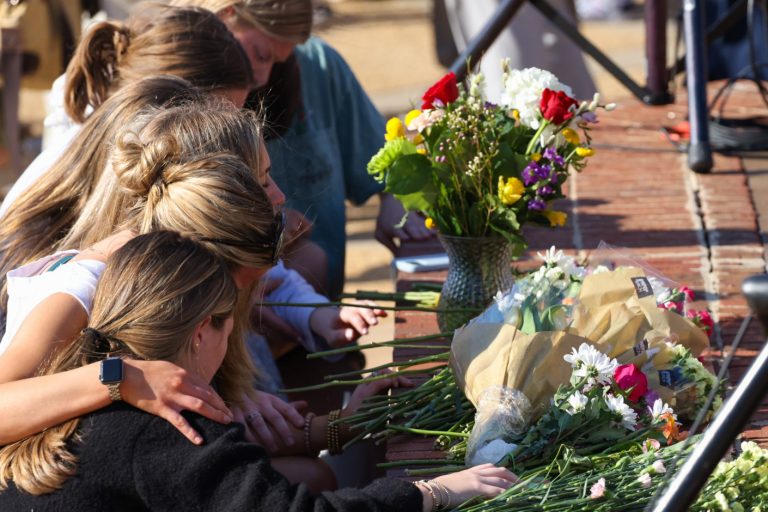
[
  {"xmin": 385, "ymin": 117, "xmax": 405, "ymax": 141},
  {"xmin": 425, "ymin": 217, "xmax": 436, "ymax": 230},
  {"xmin": 511, "ymin": 109, "xmax": 520, "ymax": 122},
  {"xmin": 576, "ymin": 146, "xmax": 595, "ymax": 157},
  {"xmin": 498, "ymin": 176, "xmax": 524, "ymax": 206},
  {"xmin": 416, "ymin": 147, "xmax": 427, "ymax": 155},
  {"xmin": 543, "ymin": 210, "xmax": 568, "ymax": 227},
  {"xmin": 562, "ymin": 128, "xmax": 580, "ymax": 144},
  {"xmin": 404, "ymin": 109, "xmax": 422, "ymax": 129},
  {"xmin": 413, "ymin": 133, "xmax": 424, "ymax": 145},
  {"xmin": 531, "ymin": 152, "xmax": 541, "ymax": 162}
]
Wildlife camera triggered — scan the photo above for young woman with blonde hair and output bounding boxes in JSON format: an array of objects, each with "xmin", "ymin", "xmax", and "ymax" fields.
[
  {"xmin": 0, "ymin": 5, "xmax": 252, "ymax": 217},
  {"xmin": 0, "ymin": 230, "xmax": 517, "ymax": 511},
  {"xmin": 0, "ymin": 100, "xmax": 301, "ymax": 451}
]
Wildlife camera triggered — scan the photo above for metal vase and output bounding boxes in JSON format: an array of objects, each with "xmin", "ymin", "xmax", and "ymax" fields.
[{"xmin": 437, "ymin": 234, "xmax": 514, "ymax": 332}]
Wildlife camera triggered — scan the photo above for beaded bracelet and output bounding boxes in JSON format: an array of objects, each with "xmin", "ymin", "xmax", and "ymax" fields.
[
  {"xmin": 431, "ymin": 480, "xmax": 450, "ymax": 509},
  {"xmin": 326, "ymin": 409, "xmax": 343, "ymax": 455},
  {"xmin": 303, "ymin": 413, "xmax": 317, "ymax": 456}
]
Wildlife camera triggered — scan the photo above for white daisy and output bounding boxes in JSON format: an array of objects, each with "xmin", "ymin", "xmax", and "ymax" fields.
[
  {"xmin": 604, "ymin": 393, "xmax": 638, "ymax": 430},
  {"xmin": 648, "ymin": 398, "xmax": 676, "ymax": 421},
  {"xmin": 565, "ymin": 391, "xmax": 589, "ymax": 415},
  {"xmin": 563, "ymin": 343, "xmax": 618, "ymax": 385}
]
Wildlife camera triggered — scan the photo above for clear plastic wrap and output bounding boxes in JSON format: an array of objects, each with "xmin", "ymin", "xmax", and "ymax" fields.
[{"xmin": 465, "ymin": 386, "xmax": 531, "ymax": 466}]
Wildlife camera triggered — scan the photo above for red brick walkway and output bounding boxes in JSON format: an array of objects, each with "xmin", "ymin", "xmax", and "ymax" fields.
[{"xmin": 389, "ymin": 82, "xmax": 768, "ymax": 474}]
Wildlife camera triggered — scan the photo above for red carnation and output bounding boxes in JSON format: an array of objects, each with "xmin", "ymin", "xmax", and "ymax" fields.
[
  {"xmin": 613, "ymin": 364, "xmax": 648, "ymax": 402},
  {"xmin": 422, "ymin": 72, "xmax": 459, "ymax": 110},
  {"xmin": 539, "ymin": 88, "xmax": 579, "ymax": 125}
]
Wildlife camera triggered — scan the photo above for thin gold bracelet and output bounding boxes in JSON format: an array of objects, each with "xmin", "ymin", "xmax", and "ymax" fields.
[{"xmin": 415, "ymin": 480, "xmax": 439, "ymax": 512}]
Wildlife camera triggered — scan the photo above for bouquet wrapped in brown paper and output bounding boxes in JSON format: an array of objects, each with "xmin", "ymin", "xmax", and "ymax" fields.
[{"xmin": 450, "ymin": 264, "xmax": 711, "ymax": 416}]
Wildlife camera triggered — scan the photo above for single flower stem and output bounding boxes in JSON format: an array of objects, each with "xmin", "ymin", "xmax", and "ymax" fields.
[
  {"xmin": 526, "ymin": 120, "xmax": 550, "ymax": 155},
  {"xmin": 262, "ymin": 301, "xmax": 481, "ymax": 314},
  {"xmin": 323, "ymin": 352, "xmax": 451, "ymax": 380},
  {"xmin": 307, "ymin": 332, "xmax": 452, "ymax": 359},
  {"xmin": 386, "ymin": 424, "xmax": 470, "ymax": 438},
  {"xmin": 278, "ymin": 369, "xmax": 427, "ymax": 393}
]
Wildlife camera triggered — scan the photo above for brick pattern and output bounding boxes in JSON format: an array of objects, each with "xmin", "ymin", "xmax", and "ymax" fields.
[{"xmin": 387, "ymin": 82, "xmax": 768, "ymax": 475}]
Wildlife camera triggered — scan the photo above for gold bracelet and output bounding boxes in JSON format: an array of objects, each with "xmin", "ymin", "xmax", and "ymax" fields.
[
  {"xmin": 432, "ymin": 480, "xmax": 450, "ymax": 509},
  {"xmin": 415, "ymin": 480, "xmax": 439, "ymax": 512},
  {"xmin": 326, "ymin": 409, "xmax": 343, "ymax": 455},
  {"xmin": 303, "ymin": 413, "xmax": 317, "ymax": 456}
]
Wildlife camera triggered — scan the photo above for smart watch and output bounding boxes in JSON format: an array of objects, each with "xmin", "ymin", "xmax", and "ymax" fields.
[{"xmin": 100, "ymin": 357, "xmax": 124, "ymax": 402}]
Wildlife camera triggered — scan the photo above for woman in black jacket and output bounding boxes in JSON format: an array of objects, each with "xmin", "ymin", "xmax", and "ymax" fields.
[{"xmin": 0, "ymin": 231, "xmax": 517, "ymax": 511}]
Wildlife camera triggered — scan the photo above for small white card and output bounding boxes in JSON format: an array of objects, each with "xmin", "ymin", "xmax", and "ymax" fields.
[{"xmin": 393, "ymin": 253, "xmax": 449, "ymax": 273}]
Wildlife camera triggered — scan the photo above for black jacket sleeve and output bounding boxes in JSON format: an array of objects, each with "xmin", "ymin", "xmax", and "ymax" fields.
[{"xmin": 131, "ymin": 413, "xmax": 423, "ymax": 512}]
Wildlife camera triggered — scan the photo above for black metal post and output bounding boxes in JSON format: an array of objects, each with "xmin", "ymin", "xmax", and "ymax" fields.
[
  {"xmin": 683, "ymin": 0, "xmax": 714, "ymax": 173},
  {"xmin": 651, "ymin": 275, "xmax": 768, "ymax": 511},
  {"xmin": 645, "ymin": 0, "xmax": 675, "ymax": 104},
  {"xmin": 449, "ymin": 0, "xmax": 527, "ymax": 81}
]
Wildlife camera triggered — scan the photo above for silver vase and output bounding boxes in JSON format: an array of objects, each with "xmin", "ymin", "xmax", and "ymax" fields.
[{"xmin": 437, "ymin": 234, "xmax": 514, "ymax": 332}]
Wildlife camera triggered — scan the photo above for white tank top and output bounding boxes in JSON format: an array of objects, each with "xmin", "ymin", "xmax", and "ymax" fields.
[{"xmin": 0, "ymin": 251, "xmax": 105, "ymax": 356}]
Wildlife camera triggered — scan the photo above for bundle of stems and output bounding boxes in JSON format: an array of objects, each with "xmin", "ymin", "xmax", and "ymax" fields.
[
  {"xmin": 340, "ymin": 366, "xmax": 475, "ymax": 450},
  {"xmin": 458, "ymin": 440, "xmax": 697, "ymax": 511}
]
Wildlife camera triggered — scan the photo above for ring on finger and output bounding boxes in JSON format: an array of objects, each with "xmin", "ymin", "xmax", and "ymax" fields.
[{"xmin": 246, "ymin": 411, "xmax": 263, "ymax": 423}]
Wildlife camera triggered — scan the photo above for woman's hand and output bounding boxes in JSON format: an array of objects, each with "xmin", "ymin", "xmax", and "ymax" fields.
[
  {"xmin": 375, "ymin": 192, "xmax": 435, "ymax": 253},
  {"xmin": 231, "ymin": 391, "xmax": 306, "ymax": 453},
  {"xmin": 309, "ymin": 302, "xmax": 387, "ymax": 347},
  {"xmin": 426, "ymin": 464, "xmax": 518, "ymax": 509},
  {"xmin": 343, "ymin": 370, "xmax": 413, "ymax": 417},
  {"xmin": 122, "ymin": 359, "xmax": 233, "ymax": 445}
]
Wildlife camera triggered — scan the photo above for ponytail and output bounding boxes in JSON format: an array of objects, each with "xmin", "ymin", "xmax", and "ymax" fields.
[{"xmin": 64, "ymin": 21, "xmax": 131, "ymax": 123}]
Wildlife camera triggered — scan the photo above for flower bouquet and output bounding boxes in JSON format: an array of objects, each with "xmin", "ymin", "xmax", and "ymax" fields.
[
  {"xmin": 367, "ymin": 65, "xmax": 613, "ymax": 248},
  {"xmin": 368, "ymin": 65, "xmax": 613, "ymax": 330}
]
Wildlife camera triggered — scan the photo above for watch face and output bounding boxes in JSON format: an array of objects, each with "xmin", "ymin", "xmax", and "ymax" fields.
[{"xmin": 100, "ymin": 357, "xmax": 124, "ymax": 384}]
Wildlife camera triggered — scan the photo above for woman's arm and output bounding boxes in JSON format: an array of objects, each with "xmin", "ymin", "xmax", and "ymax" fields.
[{"xmin": 0, "ymin": 293, "xmax": 233, "ymax": 444}]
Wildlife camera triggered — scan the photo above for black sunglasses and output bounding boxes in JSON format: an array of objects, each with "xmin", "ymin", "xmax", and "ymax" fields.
[{"xmin": 200, "ymin": 210, "xmax": 285, "ymax": 266}]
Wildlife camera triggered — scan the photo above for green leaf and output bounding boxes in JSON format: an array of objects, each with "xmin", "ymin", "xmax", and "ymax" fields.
[
  {"xmin": 396, "ymin": 185, "xmax": 436, "ymax": 212},
  {"xmin": 385, "ymin": 154, "xmax": 433, "ymax": 195}
]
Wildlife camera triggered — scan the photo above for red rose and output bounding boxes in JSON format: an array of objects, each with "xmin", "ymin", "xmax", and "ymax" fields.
[
  {"xmin": 613, "ymin": 364, "xmax": 648, "ymax": 402},
  {"xmin": 422, "ymin": 72, "xmax": 459, "ymax": 110},
  {"xmin": 539, "ymin": 88, "xmax": 579, "ymax": 125}
]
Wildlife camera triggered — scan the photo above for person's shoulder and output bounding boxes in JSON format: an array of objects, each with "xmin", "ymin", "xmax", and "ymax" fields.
[{"xmin": 295, "ymin": 36, "xmax": 350, "ymax": 74}]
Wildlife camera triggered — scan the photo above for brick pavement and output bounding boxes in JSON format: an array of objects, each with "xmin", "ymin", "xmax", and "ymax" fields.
[{"xmin": 388, "ymin": 82, "xmax": 768, "ymax": 475}]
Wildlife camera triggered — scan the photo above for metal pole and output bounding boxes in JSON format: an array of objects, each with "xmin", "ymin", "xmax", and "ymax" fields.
[
  {"xmin": 683, "ymin": 0, "xmax": 714, "ymax": 173},
  {"xmin": 645, "ymin": 0, "xmax": 674, "ymax": 104},
  {"xmin": 449, "ymin": 0, "xmax": 527, "ymax": 81}
]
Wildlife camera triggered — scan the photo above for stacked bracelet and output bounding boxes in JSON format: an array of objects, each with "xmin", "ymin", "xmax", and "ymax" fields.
[
  {"xmin": 303, "ymin": 413, "xmax": 317, "ymax": 456},
  {"xmin": 326, "ymin": 409, "xmax": 343, "ymax": 455},
  {"xmin": 415, "ymin": 480, "xmax": 441, "ymax": 512}
]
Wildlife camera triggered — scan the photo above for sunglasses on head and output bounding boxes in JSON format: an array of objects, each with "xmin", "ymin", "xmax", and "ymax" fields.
[{"xmin": 200, "ymin": 210, "xmax": 285, "ymax": 267}]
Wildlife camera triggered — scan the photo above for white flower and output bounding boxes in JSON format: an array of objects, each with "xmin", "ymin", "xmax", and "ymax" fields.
[
  {"xmin": 500, "ymin": 67, "xmax": 573, "ymax": 129},
  {"xmin": 604, "ymin": 393, "xmax": 638, "ymax": 430},
  {"xmin": 468, "ymin": 72, "xmax": 486, "ymax": 99},
  {"xmin": 565, "ymin": 391, "xmax": 588, "ymax": 415},
  {"xmin": 649, "ymin": 398, "xmax": 676, "ymax": 421},
  {"xmin": 589, "ymin": 477, "xmax": 606, "ymax": 499},
  {"xmin": 637, "ymin": 473, "xmax": 652, "ymax": 488},
  {"xmin": 651, "ymin": 459, "xmax": 667, "ymax": 474},
  {"xmin": 563, "ymin": 343, "xmax": 618, "ymax": 385},
  {"xmin": 538, "ymin": 246, "xmax": 565, "ymax": 265}
]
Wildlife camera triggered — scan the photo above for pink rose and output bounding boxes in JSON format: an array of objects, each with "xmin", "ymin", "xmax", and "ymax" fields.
[
  {"xmin": 613, "ymin": 364, "xmax": 648, "ymax": 402},
  {"xmin": 679, "ymin": 286, "xmax": 695, "ymax": 302}
]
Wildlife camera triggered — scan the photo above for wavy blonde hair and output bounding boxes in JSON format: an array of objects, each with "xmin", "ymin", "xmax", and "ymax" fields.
[
  {"xmin": 173, "ymin": 0, "xmax": 313, "ymax": 43},
  {"xmin": 0, "ymin": 231, "xmax": 239, "ymax": 495},
  {"xmin": 0, "ymin": 76, "xmax": 204, "ymax": 314},
  {"xmin": 64, "ymin": 5, "xmax": 252, "ymax": 123}
]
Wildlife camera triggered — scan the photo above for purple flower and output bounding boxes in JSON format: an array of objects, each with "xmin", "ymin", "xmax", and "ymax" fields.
[
  {"xmin": 535, "ymin": 164, "xmax": 551, "ymax": 182},
  {"xmin": 543, "ymin": 147, "xmax": 565, "ymax": 167},
  {"xmin": 539, "ymin": 185, "xmax": 554, "ymax": 196},
  {"xmin": 522, "ymin": 162, "xmax": 540, "ymax": 186},
  {"xmin": 580, "ymin": 111, "xmax": 599, "ymax": 123},
  {"xmin": 528, "ymin": 198, "xmax": 547, "ymax": 211},
  {"xmin": 484, "ymin": 101, "xmax": 498, "ymax": 109}
]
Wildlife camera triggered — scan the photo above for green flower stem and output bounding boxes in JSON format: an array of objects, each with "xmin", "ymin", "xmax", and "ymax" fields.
[
  {"xmin": 386, "ymin": 424, "xmax": 470, "ymax": 438},
  {"xmin": 307, "ymin": 332, "xmax": 452, "ymax": 359},
  {"xmin": 262, "ymin": 301, "xmax": 481, "ymax": 314},
  {"xmin": 323, "ymin": 352, "xmax": 451, "ymax": 380},
  {"xmin": 278, "ymin": 369, "xmax": 427, "ymax": 393},
  {"xmin": 525, "ymin": 120, "xmax": 550, "ymax": 156},
  {"xmin": 376, "ymin": 459, "xmax": 459, "ymax": 469},
  {"xmin": 406, "ymin": 465, "xmax": 467, "ymax": 476}
]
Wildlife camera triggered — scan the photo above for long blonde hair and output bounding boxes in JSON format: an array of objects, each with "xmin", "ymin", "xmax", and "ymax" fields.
[
  {"xmin": 0, "ymin": 76, "xmax": 204, "ymax": 313},
  {"xmin": 65, "ymin": 5, "xmax": 252, "ymax": 123},
  {"xmin": 0, "ymin": 231, "xmax": 239, "ymax": 495},
  {"xmin": 174, "ymin": 0, "xmax": 313, "ymax": 43}
]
